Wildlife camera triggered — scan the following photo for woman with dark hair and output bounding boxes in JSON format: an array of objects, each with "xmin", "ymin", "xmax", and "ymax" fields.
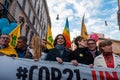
[
  {"xmin": 46, "ymin": 34, "xmax": 71, "ymax": 63},
  {"xmin": 94, "ymin": 40, "xmax": 120, "ymax": 68},
  {"xmin": 70, "ymin": 36, "xmax": 93, "ymax": 66}
]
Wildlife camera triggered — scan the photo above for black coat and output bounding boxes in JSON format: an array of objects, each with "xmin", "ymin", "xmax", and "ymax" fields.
[
  {"xmin": 87, "ymin": 49, "xmax": 100, "ymax": 58},
  {"xmin": 46, "ymin": 48, "xmax": 71, "ymax": 62},
  {"xmin": 70, "ymin": 48, "xmax": 94, "ymax": 65}
]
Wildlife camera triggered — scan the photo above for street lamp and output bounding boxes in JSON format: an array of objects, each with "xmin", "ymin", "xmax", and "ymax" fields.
[{"xmin": 56, "ymin": 14, "xmax": 59, "ymax": 20}]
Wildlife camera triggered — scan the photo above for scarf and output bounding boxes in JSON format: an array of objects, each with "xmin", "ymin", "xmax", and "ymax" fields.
[{"xmin": 55, "ymin": 44, "xmax": 64, "ymax": 55}]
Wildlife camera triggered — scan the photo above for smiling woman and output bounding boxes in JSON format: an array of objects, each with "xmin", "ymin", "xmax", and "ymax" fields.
[{"xmin": 46, "ymin": 34, "xmax": 71, "ymax": 63}]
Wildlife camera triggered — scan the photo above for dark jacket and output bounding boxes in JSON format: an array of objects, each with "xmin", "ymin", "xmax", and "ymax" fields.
[
  {"xmin": 87, "ymin": 49, "xmax": 100, "ymax": 58},
  {"xmin": 15, "ymin": 46, "xmax": 28, "ymax": 58},
  {"xmin": 70, "ymin": 48, "xmax": 94, "ymax": 65},
  {"xmin": 46, "ymin": 48, "xmax": 71, "ymax": 62}
]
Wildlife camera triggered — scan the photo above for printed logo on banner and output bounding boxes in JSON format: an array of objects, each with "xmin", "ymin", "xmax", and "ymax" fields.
[
  {"xmin": 15, "ymin": 65, "xmax": 119, "ymax": 80},
  {"xmin": 16, "ymin": 67, "xmax": 28, "ymax": 80},
  {"xmin": 15, "ymin": 66, "xmax": 84, "ymax": 80},
  {"xmin": 0, "ymin": 56, "xmax": 119, "ymax": 80}
]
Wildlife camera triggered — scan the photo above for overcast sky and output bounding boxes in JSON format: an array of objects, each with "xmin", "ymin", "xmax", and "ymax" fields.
[{"xmin": 46, "ymin": 0, "xmax": 120, "ymax": 41}]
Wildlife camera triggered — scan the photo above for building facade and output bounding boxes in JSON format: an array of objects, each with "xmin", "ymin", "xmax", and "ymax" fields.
[{"xmin": 0, "ymin": 0, "xmax": 51, "ymax": 43}]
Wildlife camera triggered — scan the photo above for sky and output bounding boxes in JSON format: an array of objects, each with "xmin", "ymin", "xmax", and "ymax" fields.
[{"xmin": 46, "ymin": 0, "xmax": 120, "ymax": 41}]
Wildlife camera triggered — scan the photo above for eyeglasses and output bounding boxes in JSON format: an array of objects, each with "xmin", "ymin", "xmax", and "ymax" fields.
[
  {"xmin": 1, "ymin": 37, "xmax": 10, "ymax": 40},
  {"xmin": 87, "ymin": 43, "xmax": 95, "ymax": 45}
]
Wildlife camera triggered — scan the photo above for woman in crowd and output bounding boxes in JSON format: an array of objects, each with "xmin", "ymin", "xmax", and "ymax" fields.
[
  {"xmin": 94, "ymin": 40, "xmax": 120, "ymax": 68},
  {"xmin": 25, "ymin": 35, "xmax": 42, "ymax": 61},
  {"xmin": 46, "ymin": 34, "xmax": 71, "ymax": 63},
  {"xmin": 70, "ymin": 36, "xmax": 93, "ymax": 66}
]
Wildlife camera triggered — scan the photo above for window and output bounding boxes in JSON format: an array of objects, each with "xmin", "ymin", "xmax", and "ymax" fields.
[
  {"xmin": 40, "ymin": 13, "xmax": 42, "ymax": 22},
  {"xmin": 34, "ymin": 0, "xmax": 37, "ymax": 8},
  {"xmin": 4, "ymin": 0, "xmax": 10, "ymax": 10},
  {"xmin": 28, "ymin": 8, "xmax": 31, "ymax": 19},
  {"xmin": 26, "ymin": 26, "xmax": 30, "ymax": 36},
  {"xmin": 22, "ymin": 0, "xmax": 26, "ymax": 10},
  {"xmin": 29, "ymin": 31, "xmax": 34, "ymax": 43},
  {"xmin": 37, "ymin": 8, "xmax": 39, "ymax": 16},
  {"xmin": 32, "ymin": 16, "xmax": 35, "ymax": 25},
  {"xmin": 14, "ymin": 4, "xmax": 19, "ymax": 19}
]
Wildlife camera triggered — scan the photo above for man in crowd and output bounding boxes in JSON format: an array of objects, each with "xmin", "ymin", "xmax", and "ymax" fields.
[
  {"xmin": 87, "ymin": 39, "xmax": 100, "ymax": 59},
  {"xmin": 41, "ymin": 39, "xmax": 49, "ymax": 53},
  {"xmin": 15, "ymin": 36, "xmax": 28, "ymax": 58},
  {"xmin": 40, "ymin": 39, "xmax": 49, "ymax": 60},
  {"xmin": 0, "ymin": 34, "xmax": 18, "ymax": 57}
]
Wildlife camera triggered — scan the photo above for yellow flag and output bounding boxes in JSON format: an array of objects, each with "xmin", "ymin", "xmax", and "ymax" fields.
[
  {"xmin": 46, "ymin": 24, "xmax": 54, "ymax": 49},
  {"xmin": 81, "ymin": 14, "xmax": 88, "ymax": 40},
  {"xmin": 9, "ymin": 24, "xmax": 20, "ymax": 48}
]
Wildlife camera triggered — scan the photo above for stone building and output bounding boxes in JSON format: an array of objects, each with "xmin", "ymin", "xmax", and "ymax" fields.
[{"xmin": 0, "ymin": 0, "xmax": 51, "ymax": 43}]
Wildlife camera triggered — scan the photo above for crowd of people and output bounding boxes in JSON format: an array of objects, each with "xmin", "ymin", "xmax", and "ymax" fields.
[{"xmin": 0, "ymin": 33, "xmax": 120, "ymax": 68}]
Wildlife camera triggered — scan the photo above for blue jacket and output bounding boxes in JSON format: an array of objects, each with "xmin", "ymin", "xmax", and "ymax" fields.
[{"xmin": 15, "ymin": 46, "xmax": 28, "ymax": 58}]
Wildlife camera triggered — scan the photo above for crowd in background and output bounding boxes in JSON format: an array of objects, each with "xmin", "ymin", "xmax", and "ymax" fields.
[{"xmin": 0, "ymin": 34, "xmax": 120, "ymax": 69}]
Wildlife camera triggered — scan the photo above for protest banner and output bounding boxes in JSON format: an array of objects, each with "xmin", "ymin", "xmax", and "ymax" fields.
[{"xmin": 0, "ymin": 56, "xmax": 120, "ymax": 80}]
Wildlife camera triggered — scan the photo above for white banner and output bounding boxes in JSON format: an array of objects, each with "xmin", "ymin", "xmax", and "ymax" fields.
[{"xmin": 0, "ymin": 56, "xmax": 120, "ymax": 80}]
